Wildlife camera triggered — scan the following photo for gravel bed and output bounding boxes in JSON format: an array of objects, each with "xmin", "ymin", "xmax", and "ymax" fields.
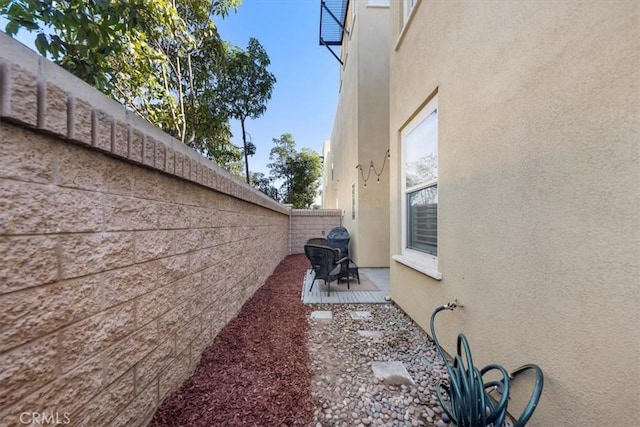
[{"xmin": 308, "ymin": 303, "xmax": 451, "ymax": 427}]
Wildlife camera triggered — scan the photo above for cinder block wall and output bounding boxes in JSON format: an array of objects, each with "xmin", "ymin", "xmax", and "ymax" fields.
[
  {"xmin": 289, "ymin": 209, "xmax": 343, "ymax": 254},
  {"xmin": 0, "ymin": 34, "xmax": 289, "ymax": 426}
]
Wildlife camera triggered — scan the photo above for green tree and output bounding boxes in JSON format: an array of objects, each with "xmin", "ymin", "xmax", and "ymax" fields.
[
  {"xmin": 216, "ymin": 38, "xmax": 276, "ymax": 183},
  {"xmin": 102, "ymin": 0, "xmax": 241, "ymax": 161},
  {"xmin": 267, "ymin": 132, "xmax": 296, "ymax": 199},
  {"xmin": 132, "ymin": 0, "xmax": 238, "ymax": 146},
  {"xmin": 1, "ymin": 0, "xmax": 179, "ymax": 92},
  {"xmin": 0, "ymin": 0, "xmax": 246, "ymax": 174},
  {"xmin": 267, "ymin": 133, "xmax": 322, "ymax": 208},
  {"xmin": 250, "ymin": 172, "xmax": 278, "ymax": 200}
]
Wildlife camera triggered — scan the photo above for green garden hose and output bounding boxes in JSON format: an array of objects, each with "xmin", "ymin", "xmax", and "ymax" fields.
[{"xmin": 429, "ymin": 303, "xmax": 544, "ymax": 426}]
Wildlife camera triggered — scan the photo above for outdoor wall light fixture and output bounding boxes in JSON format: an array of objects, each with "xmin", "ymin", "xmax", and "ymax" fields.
[{"xmin": 355, "ymin": 149, "xmax": 390, "ymax": 187}]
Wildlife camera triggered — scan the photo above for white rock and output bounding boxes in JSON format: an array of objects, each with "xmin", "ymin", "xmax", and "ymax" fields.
[
  {"xmin": 350, "ymin": 311, "xmax": 373, "ymax": 320},
  {"xmin": 371, "ymin": 361, "xmax": 416, "ymax": 386},
  {"xmin": 358, "ymin": 330, "xmax": 383, "ymax": 338}
]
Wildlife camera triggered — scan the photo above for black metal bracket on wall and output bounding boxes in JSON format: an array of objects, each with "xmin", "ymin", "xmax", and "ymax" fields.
[{"xmin": 320, "ymin": 39, "xmax": 343, "ymax": 65}]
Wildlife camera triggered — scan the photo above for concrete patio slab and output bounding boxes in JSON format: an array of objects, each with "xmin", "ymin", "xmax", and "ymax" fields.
[
  {"xmin": 371, "ymin": 361, "xmax": 415, "ymax": 386},
  {"xmin": 302, "ymin": 268, "xmax": 391, "ymax": 304}
]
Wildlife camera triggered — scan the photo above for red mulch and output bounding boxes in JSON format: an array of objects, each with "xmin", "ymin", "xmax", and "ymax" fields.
[{"xmin": 149, "ymin": 254, "xmax": 314, "ymax": 427}]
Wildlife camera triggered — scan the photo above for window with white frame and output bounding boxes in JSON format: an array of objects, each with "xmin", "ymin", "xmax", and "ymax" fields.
[
  {"xmin": 397, "ymin": 95, "xmax": 440, "ymax": 278},
  {"xmin": 403, "ymin": 0, "xmax": 418, "ymax": 25}
]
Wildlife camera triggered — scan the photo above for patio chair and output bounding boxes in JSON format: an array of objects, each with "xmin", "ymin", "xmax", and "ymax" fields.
[
  {"xmin": 304, "ymin": 244, "xmax": 360, "ymax": 296},
  {"xmin": 304, "ymin": 244, "xmax": 346, "ymax": 296}
]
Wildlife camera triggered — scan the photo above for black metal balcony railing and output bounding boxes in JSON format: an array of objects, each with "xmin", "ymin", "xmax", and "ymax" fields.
[{"xmin": 319, "ymin": 0, "xmax": 349, "ymax": 64}]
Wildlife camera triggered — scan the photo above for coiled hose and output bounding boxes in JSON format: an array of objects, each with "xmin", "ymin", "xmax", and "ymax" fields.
[{"xmin": 429, "ymin": 303, "xmax": 544, "ymax": 427}]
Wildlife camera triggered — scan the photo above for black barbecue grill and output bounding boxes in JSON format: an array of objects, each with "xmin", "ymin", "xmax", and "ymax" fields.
[{"xmin": 326, "ymin": 226, "xmax": 350, "ymax": 259}]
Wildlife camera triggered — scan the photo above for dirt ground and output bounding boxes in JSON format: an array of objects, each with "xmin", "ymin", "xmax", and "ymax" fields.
[{"xmin": 149, "ymin": 254, "xmax": 315, "ymax": 427}]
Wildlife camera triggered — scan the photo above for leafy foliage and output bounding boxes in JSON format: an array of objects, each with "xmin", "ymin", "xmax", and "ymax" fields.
[
  {"xmin": 216, "ymin": 37, "xmax": 276, "ymax": 183},
  {"xmin": 266, "ymin": 133, "xmax": 323, "ymax": 208},
  {"xmin": 251, "ymin": 172, "xmax": 279, "ymax": 200},
  {"xmin": 1, "ymin": 0, "xmax": 177, "ymax": 91},
  {"xmin": 0, "ymin": 0, "xmax": 258, "ymax": 175}
]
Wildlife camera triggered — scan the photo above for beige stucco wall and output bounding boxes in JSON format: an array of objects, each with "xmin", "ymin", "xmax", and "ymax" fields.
[
  {"xmin": 356, "ymin": 1, "xmax": 391, "ymax": 267},
  {"xmin": 0, "ymin": 34, "xmax": 290, "ymax": 426},
  {"xmin": 324, "ymin": 0, "xmax": 390, "ymax": 267},
  {"xmin": 389, "ymin": 1, "xmax": 639, "ymax": 426},
  {"xmin": 325, "ymin": 0, "xmax": 360, "ymax": 257},
  {"xmin": 321, "ymin": 139, "xmax": 331, "ymax": 208}
]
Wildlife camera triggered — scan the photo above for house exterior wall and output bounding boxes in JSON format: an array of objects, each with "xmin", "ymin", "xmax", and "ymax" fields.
[
  {"xmin": 388, "ymin": 1, "xmax": 639, "ymax": 426},
  {"xmin": 324, "ymin": 0, "xmax": 390, "ymax": 267},
  {"xmin": 356, "ymin": 0, "xmax": 391, "ymax": 267},
  {"xmin": 0, "ymin": 34, "xmax": 290, "ymax": 426},
  {"xmin": 325, "ymin": 0, "xmax": 360, "ymax": 255},
  {"xmin": 321, "ymin": 139, "xmax": 331, "ymax": 208}
]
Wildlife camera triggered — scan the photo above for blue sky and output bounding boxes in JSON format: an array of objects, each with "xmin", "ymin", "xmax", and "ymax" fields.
[{"xmin": 214, "ymin": 0, "xmax": 340, "ymax": 175}]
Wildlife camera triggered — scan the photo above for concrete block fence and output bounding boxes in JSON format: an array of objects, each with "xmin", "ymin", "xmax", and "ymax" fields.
[
  {"xmin": 0, "ymin": 33, "xmax": 341, "ymax": 426},
  {"xmin": 289, "ymin": 209, "xmax": 342, "ymax": 254}
]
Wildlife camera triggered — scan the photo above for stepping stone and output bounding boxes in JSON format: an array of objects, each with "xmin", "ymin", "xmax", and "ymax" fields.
[
  {"xmin": 358, "ymin": 330, "xmax": 383, "ymax": 339},
  {"xmin": 371, "ymin": 361, "xmax": 415, "ymax": 386},
  {"xmin": 349, "ymin": 311, "xmax": 372, "ymax": 320},
  {"xmin": 310, "ymin": 311, "xmax": 333, "ymax": 321}
]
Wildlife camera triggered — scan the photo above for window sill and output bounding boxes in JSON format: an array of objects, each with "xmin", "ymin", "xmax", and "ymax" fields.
[
  {"xmin": 392, "ymin": 254, "xmax": 442, "ymax": 280},
  {"xmin": 366, "ymin": 0, "xmax": 390, "ymax": 8},
  {"xmin": 394, "ymin": 0, "xmax": 422, "ymax": 51}
]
